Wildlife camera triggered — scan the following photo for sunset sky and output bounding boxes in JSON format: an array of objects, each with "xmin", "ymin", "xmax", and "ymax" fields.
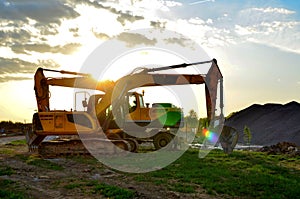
[{"xmin": 0, "ymin": 0, "xmax": 299, "ymax": 122}]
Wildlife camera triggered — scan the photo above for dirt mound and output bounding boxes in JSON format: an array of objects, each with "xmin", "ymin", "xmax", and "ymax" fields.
[
  {"xmin": 259, "ymin": 142, "xmax": 300, "ymax": 156},
  {"xmin": 225, "ymin": 101, "xmax": 300, "ymax": 146}
]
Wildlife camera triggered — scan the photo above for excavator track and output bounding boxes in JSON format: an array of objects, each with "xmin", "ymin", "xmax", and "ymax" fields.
[
  {"xmin": 35, "ymin": 138, "xmax": 130, "ymax": 158},
  {"xmin": 38, "ymin": 139, "xmax": 89, "ymax": 158}
]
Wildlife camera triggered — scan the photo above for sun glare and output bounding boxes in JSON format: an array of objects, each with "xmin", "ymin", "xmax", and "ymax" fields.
[
  {"xmin": 98, "ymin": 49, "xmax": 190, "ymax": 81},
  {"xmin": 95, "ymin": 49, "xmax": 207, "ymax": 117},
  {"xmin": 0, "ymin": 80, "xmax": 36, "ymax": 122}
]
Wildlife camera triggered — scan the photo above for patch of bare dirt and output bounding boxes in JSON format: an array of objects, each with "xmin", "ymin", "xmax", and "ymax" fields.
[
  {"xmin": 0, "ymin": 135, "xmax": 25, "ymax": 145},
  {"xmin": 0, "ymin": 142, "xmax": 224, "ymax": 199}
]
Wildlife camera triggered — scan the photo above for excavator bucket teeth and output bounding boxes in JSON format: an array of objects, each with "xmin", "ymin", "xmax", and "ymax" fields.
[{"xmin": 28, "ymin": 145, "xmax": 38, "ymax": 152}]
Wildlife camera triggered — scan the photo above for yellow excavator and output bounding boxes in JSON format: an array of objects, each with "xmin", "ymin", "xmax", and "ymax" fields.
[{"xmin": 26, "ymin": 59, "xmax": 238, "ymax": 156}]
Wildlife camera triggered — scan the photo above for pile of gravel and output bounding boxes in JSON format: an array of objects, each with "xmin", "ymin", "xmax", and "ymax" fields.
[{"xmin": 225, "ymin": 101, "xmax": 300, "ymax": 146}]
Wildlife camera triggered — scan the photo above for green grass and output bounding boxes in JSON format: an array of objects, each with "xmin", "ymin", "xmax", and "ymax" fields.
[
  {"xmin": 93, "ymin": 182, "xmax": 136, "ymax": 199},
  {"xmin": 64, "ymin": 182, "xmax": 82, "ymax": 189},
  {"xmin": 0, "ymin": 139, "xmax": 27, "ymax": 155},
  {"xmin": 62, "ymin": 180, "xmax": 136, "ymax": 199},
  {"xmin": 0, "ymin": 148, "xmax": 15, "ymax": 155},
  {"xmin": 67, "ymin": 155, "xmax": 99, "ymax": 165},
  {"xmin": 0, "ymin": 167, "xmax": 14, "ymax": 176},
  {"xmin": 0, "ymin": 167, "xmax": 26, "ymax": 198},
  {"xmin": 0, "ymin": 179, "xmax": 27, "ymax": 199},
  {"xmin": 16, "ymin": 154, "xmax": 64, "ymax": 171},
  {"xmin": 27, "ymin": 158, "xmax": 64, "ymax": 171},
  {"xmin": 169, "ymin": 183, "xmax": 196, "ymax": 193},
  {"xmin": 131, "ymin": 149, "xmax": 300, "ymax": 198},
  {"xmin": 9, "ymin": 139, "xmax": 27, "ymax": 146}
]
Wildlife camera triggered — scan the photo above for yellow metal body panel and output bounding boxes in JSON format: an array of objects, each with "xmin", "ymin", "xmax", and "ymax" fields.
[
  {"xmin": 128, "ymin": 107, "xmax": 151, "ymax": 121},
  {"xmin": 36, "ymin": 111, "xmax": 97, "ymax": 135}
]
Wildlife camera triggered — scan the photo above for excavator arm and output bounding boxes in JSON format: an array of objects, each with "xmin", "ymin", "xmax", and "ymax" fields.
[
  {"xmin": 34, "ymin": 68, "xmax": 115, "ymax": 112},
  {"xmin": 95, "ymin": 59, "xmax": 223, "ymax": 124}
]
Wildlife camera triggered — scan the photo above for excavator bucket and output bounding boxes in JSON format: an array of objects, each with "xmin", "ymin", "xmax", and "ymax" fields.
[{"xmin": 219, "ymin": 126, "xmax": 239, "ymax": 154}]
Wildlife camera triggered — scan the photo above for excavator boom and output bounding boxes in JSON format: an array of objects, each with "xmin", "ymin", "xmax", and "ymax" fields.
[{"xmin": 95, "ymin": 59, "xmax": 223, "ymax": 123}]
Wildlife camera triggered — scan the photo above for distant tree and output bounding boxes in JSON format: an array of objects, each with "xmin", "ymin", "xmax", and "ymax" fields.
[
  {"xmin": 188, "ymin": 109, "xmax": 198, "ymax": 119},
  {"xmin": 0, "ymin": 121, "xmax": 25, "ymax": 131},
  {"xmin": 185, "ymin": 109, "xmax": 198, "ymax": 128},
  {"xmin": 198, "ymin": 117, "xmax": 209, "ymax": 130},
  {"xmin": 243, "ymin": 125, "xmax": 252, "ymax": 150},
  {"xmin": 195, "ymin": 117, "xmax": 209, "ymax": 143}
]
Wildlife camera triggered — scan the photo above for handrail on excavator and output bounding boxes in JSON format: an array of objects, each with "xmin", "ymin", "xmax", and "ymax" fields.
[
  {"xmin": 40, "ymin": 68, "xmax": 91, "ymax": 77},
  {"xmin": 145, "ymin": 59, "xmax": 216, "ymax": 72}
]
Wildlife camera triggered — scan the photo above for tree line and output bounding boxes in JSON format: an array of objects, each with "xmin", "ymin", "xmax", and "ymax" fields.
[{"xmin": 0, "ymin": 121, "xmax": 29, "ymax": 133}]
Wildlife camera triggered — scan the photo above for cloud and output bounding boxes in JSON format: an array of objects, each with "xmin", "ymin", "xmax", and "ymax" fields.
[
  {"xmin": 117, "ymin": 13, "xmax": 144, "ymax": 26},
  {"xmin": 0, "ymin": 0, "xmax": 81, "ymax": 51},
  {"xmin": 0, "ymin": 29, "xmax": 31, "ymax": 47},
  {"xmin": 0, "ymin": 76, "xmax": 31, "ymax": 83},
  {"xmin": 69, "ymin": 27, "xmax": 79, "ymax": 37},
  {"xmin": 189, "ymin": 0, "xmax": 215, "ymax": 5},
  {"xmin": 0, "ymin": 57, "xmax": 35, "ymax": 74},
  {"xmin": 251, "ymin": 7, "xmax": 296, "ymax": 15},
  {"xmin": 164, "ymin": 1, "xmax": 182, "ymax": 7},
  {"xmin": 0, "ymin": 57, "xmax": 59, "ymax": 82},
  {"xmin": 181, "ymin": 5, "xmax": 300, "ymax": 54},
  {"xmin": 11, "ymin": 43, "xmax": 82, "ymax": 55},
  {"xmin": 0, "ymin": 0, "xmax": 79, "ymax": 25},
  {"xmin": 237, "ymin": 7, "xmax": 296, "ymax": 26},
  {"xmin": 113, "ymin": 0, "xmax": 175, "ymax": 12},
  {"xmin": 116, "ymin": 32, "xmax": 157, "ymax": 47},
  {"xmin": 150, "ymin": 21, "xmax": 167, "ymax": 29},
  {"xmin": 0, "ymin": 57, "xmax": 59, "ymax": 75},
  {"xmin": 71, "ymin": 0, "xmax": 144, "ymax": 26},
  {"xmin": 93, "ymin": 31, "xmax": 110, "ymax": 40},
  {"xmin": 188, "ymin": 17, "xmax": 205, "ymax": 25},
  {"xmin": 163, "ymin": 37, "xmax": 193, "ymax": 48},
  {"xmin": 36, "ymin": 23, "xmax": 60, "ymax": 36},
  {"xmin": 37, "ymin": 59, "xmax": 60, "ymax": 69},
  {"xmin": 232, "ymin": 7, "xmax": 300, "ymax": 54}
]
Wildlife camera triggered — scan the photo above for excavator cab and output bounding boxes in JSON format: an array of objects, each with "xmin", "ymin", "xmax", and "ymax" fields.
[
  {"xmin": 123, "ymin": 92, "xmax": 183, "ymax": 129},
  {"xmin": 127, "ymin": 92, "xmax": 150, "ymax": 124}
]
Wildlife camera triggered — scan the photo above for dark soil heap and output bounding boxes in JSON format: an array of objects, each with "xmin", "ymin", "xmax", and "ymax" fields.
[
  {"xmin": 225, "ymin": 101, "xmax": 300, "ymax": 146},
  {"xmin": 259, "ymin": 142, "xmax": 299, "ymax": 156}
]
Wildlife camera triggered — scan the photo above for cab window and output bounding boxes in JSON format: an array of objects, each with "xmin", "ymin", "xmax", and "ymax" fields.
[{"xmin": 139, "ymin": 95, "xmax": 145, "ymax": 108}]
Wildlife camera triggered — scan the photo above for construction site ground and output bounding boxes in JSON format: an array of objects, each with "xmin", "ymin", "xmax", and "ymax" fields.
[
  {"xmin": 0, "ymin": 136, "xmax": 221, "ymax": 199},
  {"xmin": 0, "ymin": 136, "xmax": 299, "ymax": 199}
]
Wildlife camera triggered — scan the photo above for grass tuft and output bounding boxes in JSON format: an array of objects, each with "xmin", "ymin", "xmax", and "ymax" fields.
[
  {"xmin": 0, "ymin": 179, "xmax": 26, "ymax": 199},
  {"xmin": 16, "ymin": 154, "xmax": 64, "ymax": 171},
  {"xmin": 9, "ymin": 139, "xmax": 27, "ymax": 146},
  {"xmin": 0, "ymin": 167, "xmax": 14, "ymax": 176}
]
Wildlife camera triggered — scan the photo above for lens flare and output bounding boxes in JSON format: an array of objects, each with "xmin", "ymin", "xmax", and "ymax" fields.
[{"xmin": 202, "ymin": 128, "xmax": 218, "ymax": 142}]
